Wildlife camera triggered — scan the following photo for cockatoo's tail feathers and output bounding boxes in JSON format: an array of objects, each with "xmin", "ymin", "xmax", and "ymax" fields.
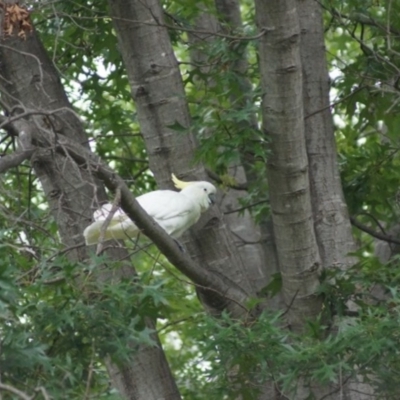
[
  {"xmin": 83, "ymin": 221, "xmax": 103, "ymax": 245},
  {"xmin": 84, "ymin": 176, "xmax": 218, "ymax": 246},
  {"xmin": 93, "ymin": 203, "xmax": 116, "ymax": 221},
  {"xmin": 93, "ymin": 203, "xmax": 127, "ymax": 223},
  {"xmin": 171, "ymin": 173, "xmax": 196, "ymax": 190}
]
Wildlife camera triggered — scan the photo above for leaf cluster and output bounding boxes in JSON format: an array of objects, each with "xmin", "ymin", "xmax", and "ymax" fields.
[
  {"xmin": 0, "ymin": 245, "xmax": 174, "ymax": 398},
  {"xmin": 183, "ymin": 256, "xmax": 400, "ymax": 399}
]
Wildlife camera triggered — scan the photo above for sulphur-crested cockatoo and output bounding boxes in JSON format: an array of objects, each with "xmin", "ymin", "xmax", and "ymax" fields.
[{"xmin": 83, "ymin": 174, "xmax": 217, "ymax": 245}]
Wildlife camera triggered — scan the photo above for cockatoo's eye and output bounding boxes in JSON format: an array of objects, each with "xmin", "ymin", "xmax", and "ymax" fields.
[{"xmin": 203, "ymin": 188, "xmax": 208, "ymax": 192}]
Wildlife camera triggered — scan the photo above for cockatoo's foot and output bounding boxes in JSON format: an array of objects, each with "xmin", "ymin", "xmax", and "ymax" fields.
[{"xmin": 174, "ymin": 239, "xmax": 186, "ymax": 253}]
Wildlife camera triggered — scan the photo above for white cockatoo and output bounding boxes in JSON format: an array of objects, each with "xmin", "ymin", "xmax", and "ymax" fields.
[{"xmin": 83, "ymin": 174, "xmax": 217, "ymax": 245}]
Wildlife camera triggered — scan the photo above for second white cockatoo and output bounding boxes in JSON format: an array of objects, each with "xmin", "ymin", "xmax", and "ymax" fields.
[{"xmin": 83, "ymin": 174, "xmax": 217, "ymax": 245}]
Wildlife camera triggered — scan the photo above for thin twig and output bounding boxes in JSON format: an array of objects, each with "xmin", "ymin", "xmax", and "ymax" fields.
[
  {"xmin": 54, "ymin": 11, "xmax": 269, "ymax": 41},
  {"xmin": 206, "ymin": 168, "xmax": 248, "ymax": 191},
  {"xmin": 83, "ymin": 341, "xmax": 95, "ymax": 400},
  {"xmin": 34, "ymin": 387, "xmax": 51, "ymax": 400},
  {"xmin": 305, "ymin": 86, "xmax": 366, "ymax": 120},
  {"xmin": 281, "ymin": 290, "xmax": 299, "ymax": 318},
  {"xmin": 96, "ymin": 187, "xmax": 122, "ymax": 255},
  {"xmin": 54, "ymin": 134, "xmax": 252, "ymax": 318},
  {"xmin": 0, "ymin": 107, "xmax": 84, "ymax": 131},
  {"xmin": 0, "ymin": 383, "xmax": 30, "ymax": 400},
  {"xmin": 224, "ymin": 199, "xmax": 268, "ymax": 215},
  {"xmin": 138, "ymin": 244, "xmax": 250, "ymax": 315},
  {"xmin": 350, "ymin": 216, "xmax": 400, "ymax": 245},
  {"xmin": 0, "ymin": 44, "xmax": 46, "ymax": 95},
  {"xmin": 156, "ymin": 316, "xmax": 197, "ymax": 334}
]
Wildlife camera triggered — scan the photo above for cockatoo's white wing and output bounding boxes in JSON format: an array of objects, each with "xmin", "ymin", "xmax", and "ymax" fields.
[
  {"xmin": 137, "ymin": 190, "xmax": 201, "ymax": 238},
  {"xmin": 83, "ymin": 203, "xmax": 138, "ymax": 245},
  {"xmin": 93, "ymin": 203, "xmax": 127, "ymax": 223},
  {"xmin": 84, "ymin": 190, "xmax": 201, "ymax": 245},
  {"xmin": 83, "ymin": 176, "xmax": 217, "ymax": 246},
  {"xmin": 83, "ymin": 219, "xmax": 136, "ymax": 245}
]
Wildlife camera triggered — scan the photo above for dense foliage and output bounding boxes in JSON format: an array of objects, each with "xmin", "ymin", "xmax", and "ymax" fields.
[{"xmin": 1, "ymin": 0, "xmax": 400, "ymax": 398}]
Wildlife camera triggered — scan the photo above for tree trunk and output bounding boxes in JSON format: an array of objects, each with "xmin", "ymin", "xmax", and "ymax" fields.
[
  {"xmin": 0, "ymin": 1, "xmax": 380, "ymax": 398},
  {"xmin": 108, "ymin": 0, "xmax": 257, "ymax": 314},
  {"xmin": 187, "ymin": 3, "xmax": 271, "ymax": 296},
  {"xmin": 213, "ymin": 0, "xmax": 282, "ymax": 306},
  {"xmin": 298, "ymin": 1, "xmax": 374, "ymax": 398},
  {"xmin": 0, "ymin": 23, "xmax": 181, "ymax": 400},
  {"xmin": 298, "ymin": 0, "xmax": 355, "ymax": 269},
  {"xmin": 255, "ymin": 0, "xmax": 321, "ymax": 330}
]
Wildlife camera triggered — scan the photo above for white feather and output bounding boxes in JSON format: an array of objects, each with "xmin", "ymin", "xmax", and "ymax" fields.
[{"xmin": 83, "ymin": 180, "xmax": 217, "ymax": 245}]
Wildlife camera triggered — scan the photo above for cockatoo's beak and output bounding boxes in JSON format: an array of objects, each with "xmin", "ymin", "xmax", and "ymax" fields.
[{"xmin": 208, "ymin": 193, "xmax": 216, "ymax": 205}]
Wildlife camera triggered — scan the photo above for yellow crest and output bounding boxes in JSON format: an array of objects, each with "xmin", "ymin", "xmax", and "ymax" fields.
[{"xmin": 171, "ymin": 173, "xmax": 195, "ymax": 189}]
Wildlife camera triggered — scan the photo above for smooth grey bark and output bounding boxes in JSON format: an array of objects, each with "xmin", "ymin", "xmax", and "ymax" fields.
[
  {"xmin": 215, "ymin": 0, "xmax": 242, "ymax": 28},
  {"xmin": 187, "ymin": 5, "xmax": 270, "ymax": 296},
  {"xmin": 0, "ymin": 24, "xmax": 181, "ymax": 400},
  {"xmin": 0, "ymin": 36, "xmax": 98, "ymax": 259},
  {"xmin": 299, "ymin": 4, "xmax": 375, "ymax": 398},
  {"xmin": 184, "ymin": 8, "xmax": 281, "ymax": 398},
  {"xmin": 375, "ymin": 223, "xmax": 400, "ymax": 263},
  {"xmin": 186, "ymin": 9, "xmax": 278, "ymax": 398},
  {"xmin": 298, "ymin": 0, "xmax": 355, "ymax": 269},
  {"xmin": 254, "ymin": 1, "xmax": 374, "ymax": 398},
  {"xmin": 212, "ymin": 3, "xmax": 284, "ymax": 395},
  {"xmin": 215, "ymin": 0, "xmax": 281, "ymax": 300},
  {"xmin": 108, "ymin": 3, "xmax": 195, "ymax": 186},
  {"xmin": 255, "ymin": 0, "xmax": 321, "ymax": 329},
  {"xmin": 32, "ymin": 148, "xmax": 181, "ymax": 400},
  {"xmin": 108, "ymin": 0, "xmax": 256, "ymax": 313},
  {"xmin": 56, "ymin": 135, "xmax": 252, "ymax": 317}
]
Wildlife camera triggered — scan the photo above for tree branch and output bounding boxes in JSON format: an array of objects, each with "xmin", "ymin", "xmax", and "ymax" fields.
[
  {"xmin": 53, "ymin": 11, "xmax": 269, "ymax": 41},
  {"xmin": 206, "ymin": 168, "xmax": 249, "ymax": 191},
  {"xmin": 96, "ymin": 187, "xmax": 122, "ymax": 255},
  {"xmin": 0, "ymin": 383, "xmax": 31, "ymax": 400},
  {"xmin": 0, "ymin": 121, "xmax": 36, "ymax": 174},
  {"xmin": 0, "ymin": 106, "xmax": 84, "ymax": 131},
  {"xmin": 322, "ymin": 5, "xmax": 400, "ymax": 36},
  {"xmin": 0, "ymin": 148, "xmax": 34, "ymax": 173},
  {"xmin": 55, "ymin": 136, "xmax": 252, "ymax": 318},
  {"xmin": 224, "ymin": 199, "xmax": 268, "ymax": 215},
  {"xmin": 350, "ymin": 216, "xmax": 400, "ymax": 245}
]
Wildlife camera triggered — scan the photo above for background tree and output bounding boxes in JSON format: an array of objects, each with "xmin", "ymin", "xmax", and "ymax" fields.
[{"xmin": 1, "ymin": 0, "xmax": 400, "ymax": 399}]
